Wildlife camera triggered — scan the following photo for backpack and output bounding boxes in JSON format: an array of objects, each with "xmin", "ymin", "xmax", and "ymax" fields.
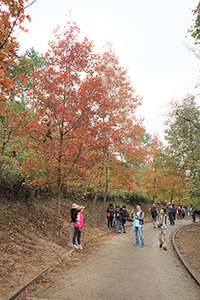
[
  {"xmin": 151, "ymin": 207, "xmax": 157, "ymax": 217},
  {"xmin": 124, "ymin": 210, "xmax": 129, "ymax": 220}
]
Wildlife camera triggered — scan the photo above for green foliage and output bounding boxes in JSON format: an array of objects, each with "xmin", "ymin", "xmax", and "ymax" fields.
[
  {"xmin": 0, "ymin": 156, "xmax": 22, "ymax": 179},
  {"xmin": 6, "ymin": 47, "xmax": 46, "ymax": 101},
  {"xmin": 164, "ymin": 95, "xmax": 200, "ymax": 201}
]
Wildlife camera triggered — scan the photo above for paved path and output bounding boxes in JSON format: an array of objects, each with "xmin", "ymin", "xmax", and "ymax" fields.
[{"xmin": 26, "ymin": 219, "xmax": 199, "ymax": 300}]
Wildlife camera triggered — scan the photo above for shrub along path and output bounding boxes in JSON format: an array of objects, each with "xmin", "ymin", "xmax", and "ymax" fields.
[{"xmin": 19, "ymin": 219, "xmax": 199, "ymax": 300}]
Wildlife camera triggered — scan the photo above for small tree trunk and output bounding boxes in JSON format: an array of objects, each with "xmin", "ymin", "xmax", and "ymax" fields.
[
  {"xmin": 90, "ymin": 167, "xmax": 104, "ymax": 227},
  {"xmin": 90, "ymin": 190, "xmax": 99, "ymax": 228},
  {"xmin": 52, "ymin": 174, "xmax": 62, "ymax": 242},
  {"xmin": 101, "ymin": 167, "xmax": 108, "ymax": 223}
]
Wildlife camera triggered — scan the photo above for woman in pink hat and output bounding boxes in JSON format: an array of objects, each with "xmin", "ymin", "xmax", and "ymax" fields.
[
  {"xmin": 73, "ymin": 206, "xmax": 85, "ymax": 249},
  {"xmin": 68, "ymin": 203, "xmax": 79, "ymax": 247}
]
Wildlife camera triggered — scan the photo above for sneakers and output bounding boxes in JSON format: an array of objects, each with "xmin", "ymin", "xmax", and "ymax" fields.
[
  {"xmin": 159, "ymin": 243, "xmax": 163, "ymax": 248},
  {"xmin": 78, "ymin": 244, "xmax": 83, "ymax": 250},
  {"xmin": 123, "ymin": 231, "xmax": 126, "ymax": 233},
  {"xmin": 72, "ymin": 244, "xmax": 79, "ymax": 249},
  {"xmin": 134, "ymin": 243, "xmax": 139, "ymax": 246},
  {"xmin": 68, "ymin": 242, "xmax": 73, "ymax": 247},
  {"xmin": 141, "ymin": 243, "xmax": 145, "ymax": 247},
  {"xmin": 117, "ymin": 230, "xmax": 121, "ymax": 233},
  {"xmin": 163, "ymin": 247, "xmax": 167, "ymax": 251}
]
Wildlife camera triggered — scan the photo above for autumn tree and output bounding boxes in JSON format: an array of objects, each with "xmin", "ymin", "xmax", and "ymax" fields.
[
  {"xmin": 136, "ymin": 134, "xmax": 164, "ymax": 202},
  {"xmin": 87, "ymin": 45, "xmax": 145, "ymax": 226},
  {"xmin": 164, "ymin": 95, "xmax": 200, "ymax": 202},
  {"xmin": 188, "ymin": 1, "xmax": 200, "ymax": 43},
  {"xmin": 22, "ymin": 22, "xmax": 118, "ymax": 241},
  {"xmin": 0, "ymin": 0, "xmax": 36, "ymax": 106}
]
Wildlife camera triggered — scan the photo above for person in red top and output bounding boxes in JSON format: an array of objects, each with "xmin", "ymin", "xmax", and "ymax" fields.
[
  {"xmin": 73, "ymin": 206, "xmax": 85, "ymax": 250},
  {"xmin": 172, "ymin": 204, "xmax": 177, "ymax": 221}
]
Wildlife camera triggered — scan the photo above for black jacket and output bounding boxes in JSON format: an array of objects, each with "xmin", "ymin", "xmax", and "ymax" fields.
[
  {"xmin": 71, "ymin": 209, "xmax": 78, "ymax": 223},
  {"xmin": 119, "ymin": 209, "xmax": 129, "ymax": 223}
]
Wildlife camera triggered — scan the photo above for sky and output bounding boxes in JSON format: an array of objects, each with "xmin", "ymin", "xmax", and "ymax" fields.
[{"xmin": 17, "ymin": 0, "xmax": 200, "ymax": 142}]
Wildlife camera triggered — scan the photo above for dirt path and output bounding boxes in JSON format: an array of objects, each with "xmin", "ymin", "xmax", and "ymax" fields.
[{"xmin": 23, "ymin": 220, "xmax": 199, "ymax": 300}]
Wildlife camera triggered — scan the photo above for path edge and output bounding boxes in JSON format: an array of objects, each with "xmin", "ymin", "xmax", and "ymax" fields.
[
  {"xmin": 172, "ymin": 224, "xmax": 200, "ymax": 286},
  {"xmin": 7, "ymin": 231, "xmax": 111, "ymax": 300}
]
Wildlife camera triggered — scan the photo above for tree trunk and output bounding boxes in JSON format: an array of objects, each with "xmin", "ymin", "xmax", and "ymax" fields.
[
  {"xmin": 101, "ymin": 167, "xmax": 108, "ymax": 223},
  {"xmin": 90, "ymin": 167, "xmax": 104, "ymax": 227},
  {"xmin": 51, "ymin": 174, "xmax": 62, "ymax": 242},
  {"xmin": 90, "ymin": 190, "xmax": 99, "ymax": 228}
]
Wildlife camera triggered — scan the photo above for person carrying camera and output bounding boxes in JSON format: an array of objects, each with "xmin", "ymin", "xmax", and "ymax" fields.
[
  {"xmin": 156, "ymin": 208, "xmax": 169, "ymax": 251},
  {"xmin": 134, "ymin": 205, "xmax": 145, "ymax": 247}
]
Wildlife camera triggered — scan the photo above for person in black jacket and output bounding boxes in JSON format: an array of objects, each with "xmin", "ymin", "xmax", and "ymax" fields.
[
  {"xmin": 113, "ymin": 204, "xmax": 120, "ymax": 229},
  {"xmin": 106, "ymin": 203, "xmax": 114, "ymax": 229},
  {"xmin": 68, "ymin": 203, "xmax": 79, "ymax": 246},
  {"xmin": 117, "ymin": 205, "xmax": 129, "ymax": 233}
]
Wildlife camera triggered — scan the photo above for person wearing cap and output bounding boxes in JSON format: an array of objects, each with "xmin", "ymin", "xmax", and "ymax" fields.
[
  {"xmin": 68, "ymin": 203, "xmax": 79, "ymax": 247},
  {"xmin": 73, "ymin": 206, "xmax": 85, "ymax": 250}
]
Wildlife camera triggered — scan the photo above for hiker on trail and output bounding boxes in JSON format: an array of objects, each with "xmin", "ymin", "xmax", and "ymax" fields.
[
  {"xmin": 107, "ymin": 203, "xmax": 114, "ymax": 230},
  {"xmin": 172, "ymin": 204, "xmax": 177, "ymax": 221},
  {"xmin": 117, "ymin": 205, "xmax": 129, "ymax": 233},
  {"xmin": 113, "ymin": 204, "xmax": 120, "ymax": 229},
  {"xmin": 190, "ymin": 204, "xmax": 196, "ymax": 222},
  {"xmin": 181, "ymin": 206, "xmax": 185, "ymax": 219},
  {"xmin": 166, "ymin": 202, "xmax": 174, "ymax": 225},
  {"xmin": 73, "ymin": 206, "xmax": 85, "ymax": 250},
  {"xmin": 148, "ymin": 203, "xmax": 158, "ymax": 229},
  {"xmin": 134, "ymin": 205, "xmax": 145, "ymax": 247},
  {"xmin": 187, "ymin": 205, "xmax": 191, "ymax": 218},
  {"xmin": 177, "ymin": 206, "xmax": 182, "ymax": 220},
  {"xmin": 156, "ymin": 208, "xmax": 169, "ymax": 251},
  {"xmin": 68, "ymin": 203, "xmax": 79, "ymax": 247},
  {"xmin": 131, "ymin": 208, "xmax": 136, "ymax": 232}
]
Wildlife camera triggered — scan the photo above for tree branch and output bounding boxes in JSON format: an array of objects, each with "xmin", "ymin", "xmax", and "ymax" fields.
[
  {"xmin": 0, "ymin": 0, "xmax": 37, "ymax": 50},
  {"xmin": 176, "ymin": 112, "xmax": 200, "ymax": 129}
]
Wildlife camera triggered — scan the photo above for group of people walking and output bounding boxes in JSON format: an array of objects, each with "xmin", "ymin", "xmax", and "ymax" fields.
[
  {"xmin": 68, "ymin": 200, "xmax": 197, "ymax": 252},
  {"xmin": 107, "ymin": 203, "xmax": 145, "ymax": 247}
]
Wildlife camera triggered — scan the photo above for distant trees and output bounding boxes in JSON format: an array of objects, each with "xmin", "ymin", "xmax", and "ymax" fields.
[{"xmin": 164, "ymin": 95, "xmax": 200, "ymax": 201}]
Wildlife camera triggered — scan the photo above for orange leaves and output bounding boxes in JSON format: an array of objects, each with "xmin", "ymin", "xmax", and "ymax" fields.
[{"xmin": 0, "ymin": 0, "xmax": 35, "ymax": 108}]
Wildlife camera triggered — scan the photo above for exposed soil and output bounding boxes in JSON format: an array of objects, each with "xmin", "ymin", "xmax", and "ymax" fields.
[
  {"xmin": 176, "ymin": 222, "xmax": 200, "ymax": 278},
  {"xmin": 0, "ymin": 199, "xmax": 108, "ymax": 300}
]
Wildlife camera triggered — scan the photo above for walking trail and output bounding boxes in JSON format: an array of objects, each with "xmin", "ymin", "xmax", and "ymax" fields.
[{"xmin": 25, "ymin": 219, "xmax": 199, "ymax": 300}]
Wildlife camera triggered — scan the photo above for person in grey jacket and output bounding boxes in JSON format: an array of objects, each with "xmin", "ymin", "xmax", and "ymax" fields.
[
  {"xmin": 156, "ymin": 208, "xmax": 169, "ymax": 251},
  {"xmin": 134, "ymin": 205, "xmax": 145, "ymax": 247}
]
